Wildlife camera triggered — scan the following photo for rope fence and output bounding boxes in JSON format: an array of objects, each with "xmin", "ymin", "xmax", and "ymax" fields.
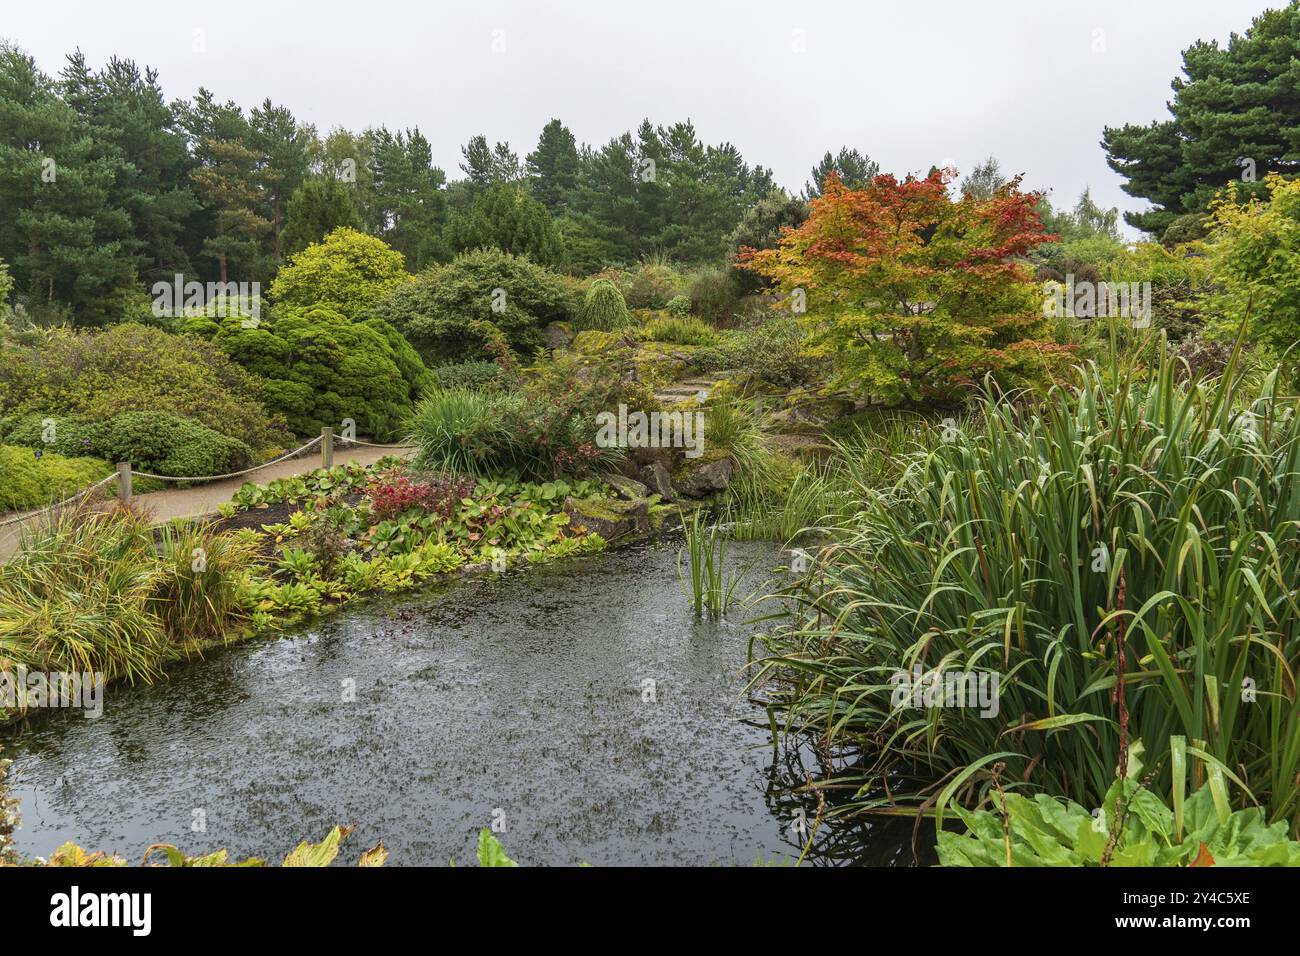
[
  {"xmin": 130, "ymin": 435, "xmax": 323, "ymax": 482},
  {"xmin": 0, "ymin": 473, "xmax": 119, "ymax": 530},
  {"xmin": 0, "ymin": 429, "xmax": 416, "ymax": 533}
]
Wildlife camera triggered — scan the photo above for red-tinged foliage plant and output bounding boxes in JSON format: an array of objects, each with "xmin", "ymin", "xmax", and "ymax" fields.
[
  {"xmin": 365, "ymin": 470, "xmax": 475, "ymax": 522},
  {"xmin": 738, "ymin": 169, "xmax": 1073, "ymax": 405}
]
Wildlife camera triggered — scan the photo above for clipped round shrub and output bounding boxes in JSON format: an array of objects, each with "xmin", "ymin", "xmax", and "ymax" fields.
[
  {"xmin": 93, "ymin": 412, "xmax": 254, "ymax": 478},
  {"xmin": 195, "ymin": 306, "xmax": 433, "ymax": 441},
  {"xmin": 269, "ymin": 227, "xmax": 412, "ymax": 318},
  {"xmin": 0, "ymin": 413, "xmax": 98, "ymax": 459},
  {"xmin": 365, "ymin": 247, "xmax": 578, "ymax": 365},
  {"xmin": 576, "ymin": 278, "xmax": 632, "ymax": 331}
]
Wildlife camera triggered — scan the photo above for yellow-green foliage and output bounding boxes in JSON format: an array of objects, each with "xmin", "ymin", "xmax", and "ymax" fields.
[
  {"xmin": 1206, "ymin": 173, "xmax": 1300, "ymax": 372},
  {"xmin": 0, "ymin": 323, "xmax": 289, "ymax": 453},
  {"xmin": 269, "ymin": 227, "xmax": 412, "ymax": 318},
  {"xmin": 0, "ymin": 445, "xmax": 111, "ymax": 512}
]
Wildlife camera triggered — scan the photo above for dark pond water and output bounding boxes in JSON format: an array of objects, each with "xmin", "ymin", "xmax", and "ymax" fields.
[{"xmin": 4, "ymin": 538, "xmax": 921, "ymax": 866}]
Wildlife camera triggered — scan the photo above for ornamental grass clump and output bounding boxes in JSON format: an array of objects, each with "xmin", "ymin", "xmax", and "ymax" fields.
[{"xmin": 753, "ymin": 330, "xmax": 1300, "ymax": 830}]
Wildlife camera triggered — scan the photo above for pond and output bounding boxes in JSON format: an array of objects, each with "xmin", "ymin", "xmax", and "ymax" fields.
[{"xmin": 4, "ymin": 538, "xmax": 921, "ymax": 866}]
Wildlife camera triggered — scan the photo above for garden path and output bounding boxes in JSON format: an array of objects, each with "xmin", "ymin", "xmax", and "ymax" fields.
[{"xmin": 0, "ymin": 444, "xmax": 413, "ymax": 562}]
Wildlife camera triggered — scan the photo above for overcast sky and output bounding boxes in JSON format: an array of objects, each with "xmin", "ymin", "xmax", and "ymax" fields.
[{"xmin": 4, "ymin": 0, "xmax": 1279, "ymax": 235}]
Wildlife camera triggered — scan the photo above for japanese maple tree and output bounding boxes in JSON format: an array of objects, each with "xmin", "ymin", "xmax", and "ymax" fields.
[{"xmin": 739, "ymin": 169, "xmax": 1069, "ymax": 404}]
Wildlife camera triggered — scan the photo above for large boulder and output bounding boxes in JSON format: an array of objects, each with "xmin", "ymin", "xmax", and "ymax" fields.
[
  {"xmin": 604, "ymin": 473, "xmax": 649, "ymax": 501},
  {"xmin": 563, "ymin": 495, "xmax": 651, "ymax": 541},
  {"xmin": 542, "ymin": 322, "xmax": 574, "ymax": 350},
  {"xmin": 639, "ymin": 461, "xmax": 676, "ymax": 502},
  {"xmin": 676, "ymin": 457, "xmax": 734, "ymax": 498}
]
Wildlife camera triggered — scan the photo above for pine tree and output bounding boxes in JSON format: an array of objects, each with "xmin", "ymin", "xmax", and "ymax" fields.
[
  {"xmin": 444, "ymin": 181, "xmax": 562, "ymax": 266},
  {"xmin": 368, "ymin": 126, "xmax": 448, "ymax": 270},
  {"xmin": 58, "ymin": 51, "xmax": 199, "ymax": 287},
  {"xmin": 280, "ymin": 175, "xmax": 362, "ymax": 258},
  {"xmin": 0, "ymin": 42, "xmax": 136, "ymax": 324},
  {"xmin": 526, "ymin": 119, "xmax": 579, "ymax": 213},
  {"xmin": 1102, "ymin": 2, "xmax": 1300, "ymax": 234},
  {"xmin": 181, "ymin": 88, "xmax": 272, "ymax": 284},
  {"xmin": 249, "ymin": 99, "xmax": 312, "ymax": 263},
  {"xmin": 804, "ymin": 147, "xmax": 879, "ymax": 198}
]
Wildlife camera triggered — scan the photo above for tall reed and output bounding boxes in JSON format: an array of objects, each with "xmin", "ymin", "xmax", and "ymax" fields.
[
  {"xmin": 753, "ymin": 332, "xmax": 1300, "ymax": 829},
  {"xmin": 679, "ymin": 510, "xmax": 741, "ymax": 617}
]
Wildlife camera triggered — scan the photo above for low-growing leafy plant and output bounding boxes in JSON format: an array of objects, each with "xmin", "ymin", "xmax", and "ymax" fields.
[{"xmin": 939, "ymin": 751, "xmax": 1300, "ymax": 867}]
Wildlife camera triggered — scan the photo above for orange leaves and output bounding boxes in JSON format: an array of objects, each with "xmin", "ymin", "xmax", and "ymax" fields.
[{"xmin": 739, "ymin": 165, "xmax": 1064, "ymax": 404}]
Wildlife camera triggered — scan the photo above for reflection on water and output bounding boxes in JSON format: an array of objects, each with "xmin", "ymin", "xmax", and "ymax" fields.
[{"xmin": 4, "ymin": 537, "xmax": 925, "ymax": 866}]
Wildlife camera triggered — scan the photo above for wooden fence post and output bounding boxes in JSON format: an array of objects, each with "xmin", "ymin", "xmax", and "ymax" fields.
[
  {"xmin": 116, "ymin": 462, "xmax": 132, "ymax": 504},
  {"xmin": 321, "ymin": 427, "xmax": 334, "ymax": 469}
]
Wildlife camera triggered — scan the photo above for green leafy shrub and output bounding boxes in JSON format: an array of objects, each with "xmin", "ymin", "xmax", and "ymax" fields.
[
  {"xmin": 269, "ymin": 227, "xmax": 412, "ymax": 318},
  {"xmin": 93, "ymin": 412, "xmax": 254, "ymax": 478},
  {"xmin": 754, "ymin": 346, "xmax": 1300, "ymax": 828},
  {"xmin": 622, "ymin": 260, "xmax": 689, "ymax": 309},
  {"xmin": 364, "ymin": 247, "xmax": 578, "ymax": 365},
  {"xmin": 0, "ymin": 323, "xmax": 289, "ymax": 453},
  {"xmin": 1207, "ymin": 174, "xmax": 1300, "ymax": 378},
  {"xmin": 0, "ymin": 445, "xmax": 111, "ymax": 511},
  {"xmin": 186, "ymin": 307, "xmax": 433, "ymax": 440},
  {"xmin": 0, "ymin": 413, "xmax": 98, "ymax": 458},
  {"xmin": 939, "ymin": 771, "xmax": 1300, "ymax": 867},
  {"xmin": 692, "ymin": 317, "xmax": 822, "ymax": 387},
  {"xmin": 411, "ymin": 353, "xmax": 651, "ymax": 480},
  {"xmin": 665, "ymin": 294, "xmax": 691, "ymax": 318},
  {"xmin": 575, "ymin": 278, "xmax": 632, "ymax": 332}
]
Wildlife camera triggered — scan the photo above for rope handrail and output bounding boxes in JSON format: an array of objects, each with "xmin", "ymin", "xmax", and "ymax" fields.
[
  {"xmin": 0, "ymin": 473, "xmax": 118, "ymax": 529},
  {"xmin": 1, "ymin": 431, "xmax": 408, "ymax": 532},
  {"xmin": 335, "ymin": 437, "xmax": 417, "ymax": 450},
  {"xmin": 130, "ymin": 435, "xmax": 324, "ymax": 483}
]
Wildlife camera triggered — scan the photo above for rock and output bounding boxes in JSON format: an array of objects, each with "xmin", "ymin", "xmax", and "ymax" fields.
[
  {"xmin": 604, "ymin": 473, "xmax": 649, "ymax": 501},
  {"xmin": 639, "ymin": 462, "xmax": 675, "ymax": 502},
  {"xmin": 563, "ymin": 496, "xmax": 651, "ymax": 541},
  {"xmin": 676, "ymin": 458, "xmax": 734, "ymax": 498},
  {"xmin": 542, "ymin": 322, "xmax": 573, "ymax": 350}
]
